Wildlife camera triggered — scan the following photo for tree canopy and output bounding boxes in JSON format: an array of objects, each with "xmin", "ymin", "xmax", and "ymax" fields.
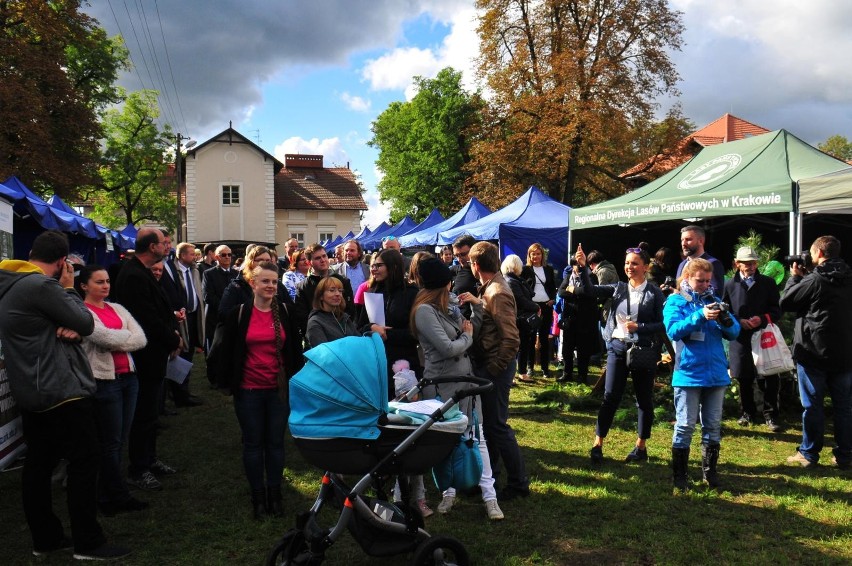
[
  {"xmin": 85, "ymin": 90, "xmax": 176, "ymax": 229},
  {"xmin": 818, "ymin": 135, "xmax": 852, "ymax": 162},
  {"xmin": 467, "ymin": 0, "xmax": 684, "ymax": 207},
  {"xmin": 369, "ymin": 68, "xmax": 482, "ymax": 222},
  {"xmin": 0, "ymin": 0, "xmax": 128, "ymax": 196}
]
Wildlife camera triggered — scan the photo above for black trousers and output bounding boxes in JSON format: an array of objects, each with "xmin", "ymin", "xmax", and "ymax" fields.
[
  {"xmin": 130, "ymin": 374, "xmax": 163, "ymax": 475},
  {"xmin": 735, "ymin": 352, "xmax": 780, "ymax": 419},
  {"xmin": 526, "ymin": 302, "xmax": 554, "ymax": 374},
  {"xmin": 20, "ymin": 398, "xmax": 107, "ymax": 553}
]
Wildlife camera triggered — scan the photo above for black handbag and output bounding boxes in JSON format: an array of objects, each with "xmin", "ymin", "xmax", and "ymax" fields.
[
  {"xmin": 524, "ymin": 311, "xmax": 542, "ymax": 332},
  {"xmin": 626, "ymin": 343, "xmax": 660, "ymax": 371}
]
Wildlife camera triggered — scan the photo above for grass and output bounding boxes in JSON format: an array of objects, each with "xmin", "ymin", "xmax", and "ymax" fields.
[{"xmin": 1, "ymin": 360, "xmax": 850, "ymax": 565}]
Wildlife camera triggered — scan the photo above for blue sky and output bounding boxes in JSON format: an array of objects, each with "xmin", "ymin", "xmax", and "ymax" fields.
[{"xmin": 84, "ymin": 0, "xmax": 852, "ymax": 232}]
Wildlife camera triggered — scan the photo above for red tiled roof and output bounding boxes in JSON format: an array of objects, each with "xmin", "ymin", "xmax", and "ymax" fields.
[
  {"xmin": 274, "ymin": 166, "xmax": 367, "ymax": 210},
  {"xmin": 621, "ymin": 113, "xmax": 771, "ymax": 181}
]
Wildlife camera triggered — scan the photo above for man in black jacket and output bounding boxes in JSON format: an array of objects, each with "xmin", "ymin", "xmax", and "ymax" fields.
[
  {"xmin": 293, "ymin": 244, "xmax": 354, "ymax": 337},
  {"xmin": 113, "ymin": 228, "xmax": 182, "ymax": 490},
  {"xmin": 723, "ymin": 247, "xmax": 783, "ymax": 432},
  {"xmin": 451, "ymin": 234, "xmax": 478, "ymax": 318},
  {"xmin": 780, "ymin": 235, "xmax": 852, "ymax": 469}
]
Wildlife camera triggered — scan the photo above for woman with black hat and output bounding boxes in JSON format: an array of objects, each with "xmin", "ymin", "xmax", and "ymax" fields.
[{"xmin": 410, "ymin": 257, "xmax": 504, "ymax": 521}]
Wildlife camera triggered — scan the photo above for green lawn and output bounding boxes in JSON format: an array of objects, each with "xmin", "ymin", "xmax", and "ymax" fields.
[{"xmin": 1, "ymin": 362, "xmax": 849, "ymax": 565}]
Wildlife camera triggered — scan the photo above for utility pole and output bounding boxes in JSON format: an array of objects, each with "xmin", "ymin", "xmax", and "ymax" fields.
[{"xmin": 175, "ymin": 133, "xmax": 196, "ymax": 242}]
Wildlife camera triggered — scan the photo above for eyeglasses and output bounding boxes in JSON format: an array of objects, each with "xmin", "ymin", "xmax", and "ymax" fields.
[
  {"xmin": 382, "ymin": 236, "xmax": 397, "ymax": 242},
  {"xmin": 625, "ymin": 247, "xmax": 643, "ymax": 254},
  {"xmin": 454, "ymin": 250, "xmax": 469, "ymax": 258},
  {"xmin": 370, "ymin": 263, "xmax": 386, "ymax": 270},
  {"xmin": 219, "ymin": 253, "xmax": 232, "ymax": 257}
]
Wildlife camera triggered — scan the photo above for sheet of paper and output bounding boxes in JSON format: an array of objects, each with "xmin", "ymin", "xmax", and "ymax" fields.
[
  {"xmin": 394, "ymin": 398, "xmax": 444, "ymax": 415},
  {"xmin": 165, "ymin": 355, "xmax": 192, "ymax": 384},
  {"xmin": 364, "ymin": 292, "xmax": 385, "ymax": 326}
]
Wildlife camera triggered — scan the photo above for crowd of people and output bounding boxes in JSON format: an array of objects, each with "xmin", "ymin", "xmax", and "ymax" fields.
[{"xmin": 0, "ymin": 225, "xmax": 850, "ymax": 560}]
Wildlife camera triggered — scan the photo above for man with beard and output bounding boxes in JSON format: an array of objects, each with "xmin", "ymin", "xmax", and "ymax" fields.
[
  {"xmin": 675, "ymin": 225, "xmax": 725, "ymax": 293},
  {"xmin": 293, "ymin": 244, "xmax": 354, "ymax": 337}
]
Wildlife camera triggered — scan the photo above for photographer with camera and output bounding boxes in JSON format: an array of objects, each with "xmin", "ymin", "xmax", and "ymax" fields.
[
  {"xmin": 780, "ymin": 235, "xmax": 852, "ymax": 470},
  {"xmin": 664, "ymin": 258, "xmax": 740, "ymax": 491},
  {"xmin": 722, "ymin": 247, "xmax": 783, "ymax": 432}
]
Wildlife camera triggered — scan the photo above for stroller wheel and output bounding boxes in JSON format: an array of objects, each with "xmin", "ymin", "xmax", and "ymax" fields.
[
  {"xmin": 266, "ymin": 529, "xmax": 316, "ymax": 566},
  {"xmin": 410, "ymin": 535, "xmax": 469, "ymax": 566}
]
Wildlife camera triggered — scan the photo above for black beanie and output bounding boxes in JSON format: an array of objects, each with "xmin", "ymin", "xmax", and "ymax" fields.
[{"xmin": 418, "ymin": 257, "xmax": 452, "ymax": 289}]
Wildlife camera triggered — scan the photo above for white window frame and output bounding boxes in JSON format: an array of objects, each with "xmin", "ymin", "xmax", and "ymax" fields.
[{"xmin": 222, "ymin": 184, "xmax": 241, "ymax": 206}]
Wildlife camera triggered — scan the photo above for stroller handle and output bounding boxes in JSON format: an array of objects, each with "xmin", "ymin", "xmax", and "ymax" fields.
[{"xmin": 417, "ymin": 375, "xmax": 493, "ymax": 400}]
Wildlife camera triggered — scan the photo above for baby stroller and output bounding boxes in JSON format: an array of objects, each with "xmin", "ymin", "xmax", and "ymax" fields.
[{"xmin": 267, "ymin": 334, "xmax": 491, "ymax": 566}]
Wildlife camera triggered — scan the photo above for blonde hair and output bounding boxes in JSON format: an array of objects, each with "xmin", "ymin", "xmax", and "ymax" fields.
[
  {"xmin": 678, "ymin": 257, "xmax": 712, "ymax": 288},
  {"xmin": 313, "ymin": 276, "xmax": 347, "ymax": 316},
  {"xmin": 526, "ymin": 242, "xmax": 547, "ymax": 266}
]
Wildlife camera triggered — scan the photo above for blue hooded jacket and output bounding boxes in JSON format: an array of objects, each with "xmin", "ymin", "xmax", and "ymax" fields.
[{"xmin": 664, "ymin": 288, "xmax": 740, "ymax": 387}]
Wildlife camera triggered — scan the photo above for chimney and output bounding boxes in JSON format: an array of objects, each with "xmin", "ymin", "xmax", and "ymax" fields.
[{"xmin": 285, "ymin": 154, "xmax": 323, "ymax": 168}]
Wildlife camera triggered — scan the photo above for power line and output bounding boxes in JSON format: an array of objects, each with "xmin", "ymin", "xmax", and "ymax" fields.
[
  {"xmin": 133, "ymin": 0, "xmax": 178, "ymax": 130},
  {"xmin": 154, "ymin": 0, "xmax": 188, "ymax": 134},
  {"xmin": 106, "ymin": 0, "xmax": 148, "ymax": 91}
]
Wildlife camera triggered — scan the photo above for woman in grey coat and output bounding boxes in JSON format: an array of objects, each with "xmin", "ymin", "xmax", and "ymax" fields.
[
  {"xmin": 305, "ymin": 276, "xmax": 359, "ymax": 348},
  {"xmin": 410, "ymin": 257, "xmax": 504, "ymax": 521}
]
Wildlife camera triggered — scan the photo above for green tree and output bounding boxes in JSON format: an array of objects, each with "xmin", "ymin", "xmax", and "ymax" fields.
[
  {"xmin": 369, "ymin": 68, "xmax": 482, "ymax": 221},
  {"xmin": 818, "ymin": 135, "xmax": 852, "ymax": 162},
  {"xmin": 0, "ymin": 0, "xmax": 128, "ymax": 196},
  {"xmin": 85, "ymin": 90, "xmax": 176, "ymax": 229},
  {"xmin": 468, "ymin": 0, "xmax": 684, "ymax": 207}
]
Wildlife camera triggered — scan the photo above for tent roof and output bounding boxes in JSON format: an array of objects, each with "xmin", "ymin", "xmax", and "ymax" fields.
[
  {"xmin": 438, "ymin": 187, "xmax": 570, "ymax": 245},
  {"xmin": 399, "ymin": 198, "xmax": 492, "ymax": 247},
  {"xmin": 797, "ymin": 166, "xmax": 852, "ymax": 214},
  {"xmin": 361, "ymin": 216, "xmax": 417, "ymax": 249},
  {"xmin": 572, "ymin": 130, "xmax": 849, "ymax": 230},
  {"xmin": 400, "ymin": 208, "xmax": 445, "ymax": 237},
  {"xmin": 353, "ymin": 225, "xmax": 372, "ymax": 240}
]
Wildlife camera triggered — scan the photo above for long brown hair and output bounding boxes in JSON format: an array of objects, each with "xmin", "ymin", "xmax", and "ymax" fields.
[
  {"xmin": 242, "ymin": 245, "xmax": 272, "ymax": 282},
  {"xmin": 408, "ymin": 251, "xmax": 434, "ymax": 287},
  {"xmin": 409, "ymin": 287, "xmax": 450, "ymax": 338},
  {"xmin": 368, "ymin": 249, "xmax": 406, "ymax": 292}
]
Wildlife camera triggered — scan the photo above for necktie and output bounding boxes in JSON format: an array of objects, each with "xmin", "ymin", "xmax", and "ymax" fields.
[
  {"xmin": 184, "ymin": 268, "xmax": 196, "ymax": 312},
  {"xmin": 745, "ymin": 276, "xmax": 754, "ymax": 289}
]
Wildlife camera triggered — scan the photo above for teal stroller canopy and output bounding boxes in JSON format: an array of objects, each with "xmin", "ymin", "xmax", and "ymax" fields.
[{"xmin": 289, "ymin": 334, "xmax": 389, "ymax": 440}]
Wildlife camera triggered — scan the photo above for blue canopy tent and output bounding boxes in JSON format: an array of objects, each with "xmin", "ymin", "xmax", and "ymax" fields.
[
  {"xmin": 438, "ymin": 187, "xmax": 571, "ymax": 274},
  {"xmin": 323, "ymin": 234, "xmax": 344, "ymax": 253},
  {"xmin": 362, "ymin": 216, "xmax": 418, "ymax": 250},
  {"xmin": 399, "ymin": 208, "xmax": 445, "ymax": 239},
  {"xmin": 399, "ymin": 198, "xmax": 492, "ymax": 248},
  {"xmin": 352, "ymin": 225, "xmax": 372, "ymax": 242},
  {"xmin": 360, "ymin": 218, "xmax": 406, "ymax": 251},
  {"xmin": 356, "ymin": 222, "xmax": 389, "ymax": 249},
  {"xmin": 46, "ymin": 194, "xmax": 129, "ymax": 265}
]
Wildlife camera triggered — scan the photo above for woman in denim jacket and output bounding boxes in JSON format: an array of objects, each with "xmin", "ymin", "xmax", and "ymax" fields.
[
  {"xmin": 573, "ymin": 245, "xmax": 665, "ymax": 464},
  {"xmin": 664, "ymin": 258, "xmax": 739, "ymax": 491}
]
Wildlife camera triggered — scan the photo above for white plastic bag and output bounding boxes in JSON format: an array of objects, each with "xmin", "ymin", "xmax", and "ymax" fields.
[{"xmin": 751, "ymin": 317, "xmax": 795, "ymax": 376}]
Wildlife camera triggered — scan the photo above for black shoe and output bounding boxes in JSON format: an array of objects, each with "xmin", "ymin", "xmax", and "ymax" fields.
[
  {"xmin": 33, "ymin": 536, "xmax": 73, "ymax": 557},
  {"xmin": 625, "ymin": 446, "xmax": 648, "ymax": 463},
  {"xmin": 150, "ymin": 460, "xmax": 177, "ymax": 475},
  {"xmin": 100, "ymin": 497, "xmax": 149, "ymax": 517},
  {"xmin": 73, "ymin": 544, "xmax": 131, "ymax": 561},
  {"xmin": 765, "ymin": 418, "xmax": 784, "ymax": 433},
  {"xmin": 498, "ymin": 486, "xmax": 530, "ymax": 501},
  {"xmin": 737, "ymin": 413, "xmax": 752, "ymax": 427},
  {"xmin": 590, "ymin": 445, "xmax": 603, "ymax": 464},
  {"xmin": 175, "ymin": 396, "xmax": 202, "ymax": 408}
]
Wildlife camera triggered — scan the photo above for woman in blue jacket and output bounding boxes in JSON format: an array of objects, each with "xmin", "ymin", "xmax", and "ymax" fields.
[{"xmin": 664, "ymin": 258, "xmax": 739, "ymax": 491}]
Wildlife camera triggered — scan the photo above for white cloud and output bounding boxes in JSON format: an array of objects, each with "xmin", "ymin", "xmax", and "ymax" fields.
[
  {"xmin": 273, "ymin": 137, "xmax": 349, "ymax": 167},
  {"xmin": 361, "ymin": 3, "xmax": 480, "ymax": 100},
  {"xmin": 360, "ymin": 188, "xmax": 392, "ymax": 230},
  {"xmin": 340, "ymin": 92, "xmax": 371, "ymax": 112}
]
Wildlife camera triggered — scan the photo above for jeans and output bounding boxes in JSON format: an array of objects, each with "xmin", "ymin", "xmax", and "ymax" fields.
[
  {"xmin": 478, "ymin": 360, "xmax": 528, "ymax": 491},
  {"xmin": 233, "ymin": 388, "xmax": 288, "ymax": 491},
  {"xmin": 796, "ymin": 363, "xmax": 852, "ymax": 464},
  {"xmin": 93, "ymin": 374, "xmax": 138, "ymax": 504},
  {"xmin": 672, "ymin": 386, "xmax": 726, "ymax": 448},
  {"xmin": 20, "ymin": 399, "xmax": 107, "ymax": 553},
  {"xmin": 595, "ymin": 343, "xmax": 655, "ymax": 440}
]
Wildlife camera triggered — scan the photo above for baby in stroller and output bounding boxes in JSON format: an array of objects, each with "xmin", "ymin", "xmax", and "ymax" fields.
[{"xmin": 268, "ymin": 334, "xmax": 490, "ymax": 566}]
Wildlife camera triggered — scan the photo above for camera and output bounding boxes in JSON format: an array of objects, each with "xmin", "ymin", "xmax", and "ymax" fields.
[
  {"xmin": 698, "ymin": 290, "xmax": 734, "ymax": 328},
  {"xmin": 660, "ymin": 275, "xmax": 676, "ymax": 296},
  {"xmin": 783, "ymin": 251, "xmax": 812, "ymax": 270}
]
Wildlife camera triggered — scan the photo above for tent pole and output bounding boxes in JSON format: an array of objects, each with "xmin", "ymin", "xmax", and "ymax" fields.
[
  {"xmin": 796, "ymin": 213, "xmax": 803, "ymax": 253},
  {"xmin": 789, "ymin": 211, "xmax": 796, "ymax": 255}
]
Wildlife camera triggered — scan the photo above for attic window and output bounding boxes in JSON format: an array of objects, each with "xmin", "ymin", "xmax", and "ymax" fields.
[{"xmin": 304, "ymin": 174, "xmax": 315, "ymax": 181}]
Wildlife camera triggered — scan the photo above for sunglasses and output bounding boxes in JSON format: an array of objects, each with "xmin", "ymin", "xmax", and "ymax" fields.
[
  {"xmin": 382, "ymin": 236, "xmax": 397, "ymax": 242},
  {"xmin": 219, "ymin": 253, "xmax": 232, "ymax": 257},
  {"xmin": 625, "ymin": 247, "xmax": 643, "ymax": 254}
]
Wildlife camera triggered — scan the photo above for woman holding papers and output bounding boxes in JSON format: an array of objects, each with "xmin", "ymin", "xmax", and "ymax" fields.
[
  {"xmin": 218, "ymin": 261, "xmax": 303, "ymax": 519},
  {"xmin": 357, "ymin": 249, "xmax": 421, "ymax": 398},
  {"xmin": 410, "ymin": 257, "xmax": 504, "ymax": 521}
]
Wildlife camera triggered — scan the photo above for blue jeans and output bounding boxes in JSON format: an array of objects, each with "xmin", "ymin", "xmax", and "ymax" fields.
[
  {"xmin": 233, "ymin": 388, "xmax": 287, "ymax": 491},
  {"xmin": 93, "ymin": 374, "xmax": 138, "ymax": 504},
  {"xmin": 672, "ymin": 386, "xmax": 726, "ymax": 449},
  {"xmin": 477, "ymin": 360, "xmax": 528, "ymax": 491},
  {"xmin": 796, "ymin": 363, "xmax": 852, "ymax": 465}
]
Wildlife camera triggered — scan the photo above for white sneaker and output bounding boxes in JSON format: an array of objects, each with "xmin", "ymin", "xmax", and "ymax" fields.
[
  {"xmin": 485, "ymin": 499, "xmax": 504, "ymax": 520},
  {"xmin": 436, "ymin": 495, "xmax": 455, "ymax": 514}
]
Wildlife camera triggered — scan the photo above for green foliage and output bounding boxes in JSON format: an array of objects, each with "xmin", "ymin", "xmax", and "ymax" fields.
[
  {"xmin": 369, "ymin": 67, "xmax": 481, "ymax": 222},
  {"xmin": 86, "ymin": 90, "xmax": 176, "ymax": 229},
  {"xmin": 818, "ymin": 134, "xmax": 852, "ymax": 162}
]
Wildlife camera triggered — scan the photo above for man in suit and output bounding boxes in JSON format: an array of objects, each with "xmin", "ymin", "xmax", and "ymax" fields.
[
  {"xmin": 202, "ymin": 245, "xmax": 235, "ymax": 385},
  {"xmin": 722, "ymin": 246, "xmax": 783, "ymax": 432},
  {"xmin": 112, "ymin": 228, "xmax": 182, "ymax": 491},
  {"xmin": 334, "ymin": 240, "xmax": 370, "ymax": 291}
]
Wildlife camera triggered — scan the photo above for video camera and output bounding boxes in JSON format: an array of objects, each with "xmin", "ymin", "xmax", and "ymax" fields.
[
  {"xmin": 698, "ymin": 290, "xmax": 734, "ymax": 328},
  {"xmin": 783, "ymin": 251, "xmax": 813, "ymax": 270}
]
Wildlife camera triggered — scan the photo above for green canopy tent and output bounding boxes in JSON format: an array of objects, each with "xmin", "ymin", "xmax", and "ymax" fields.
[{"xmin": 571, "ymin": 130, "xmax": 849, "ymax": 254}]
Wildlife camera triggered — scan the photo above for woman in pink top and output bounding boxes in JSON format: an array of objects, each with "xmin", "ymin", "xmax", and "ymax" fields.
[
  {"xmin": 77, "ymin": 265, "xmax": 148, "ymax": 516},
  {"xmin": 218, "ymin": 261, "xmax": 304, "ymax": 519}
]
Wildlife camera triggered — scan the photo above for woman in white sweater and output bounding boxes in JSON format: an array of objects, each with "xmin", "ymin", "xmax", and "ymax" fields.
[{"xmin": 77, "ymin": 265, "xmax": 148, "ymax": 516}]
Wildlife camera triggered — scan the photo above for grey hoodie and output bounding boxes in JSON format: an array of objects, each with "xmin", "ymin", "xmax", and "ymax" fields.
[{"xmin": 0, "ymin": 260, "xmax": 95, "ymax": 411}]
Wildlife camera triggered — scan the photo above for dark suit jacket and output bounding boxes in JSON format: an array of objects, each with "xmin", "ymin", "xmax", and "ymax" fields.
[
  {"xmin": 202, "ymin": 266, "xmax": 236, "ymax": 336},
  {"xmin": 722, "ymin": 271, "xmax": 781, "ymax": 376},
  {"xmin": 521, "ymin": 264, "xmax": 557, "ymax": 301},
  {"xmin": 112, "ymin": 257, "xmax": 180, "ymax": 380}
]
